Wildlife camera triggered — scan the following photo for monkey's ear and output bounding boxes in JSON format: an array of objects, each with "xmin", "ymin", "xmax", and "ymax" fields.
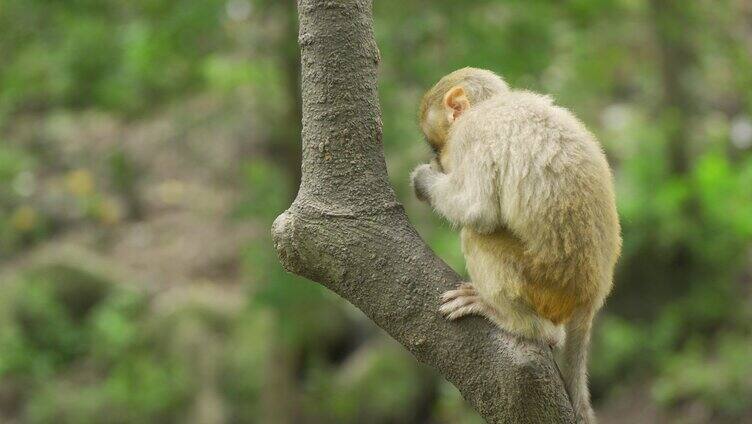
[{"xmin": 442, "ymin": 85, "xmax": 470, "ymax": 123}]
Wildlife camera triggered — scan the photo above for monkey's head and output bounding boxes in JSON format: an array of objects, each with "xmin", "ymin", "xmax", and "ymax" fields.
[{"xmin": 418, "ymin": 67, "xmax": 509, "ymax": 157}]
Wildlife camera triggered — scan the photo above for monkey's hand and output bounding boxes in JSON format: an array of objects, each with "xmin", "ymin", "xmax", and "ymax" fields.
[{"xmin": 410, "ymin": 163, "xmax": 439, "ymax": 203}]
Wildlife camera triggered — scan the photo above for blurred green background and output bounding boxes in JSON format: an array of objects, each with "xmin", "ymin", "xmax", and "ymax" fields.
[{"xmin": 1, "ymin": 0, "xmax": 751, "ymax": 423}]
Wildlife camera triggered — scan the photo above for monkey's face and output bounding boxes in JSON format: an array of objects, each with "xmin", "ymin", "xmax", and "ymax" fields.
[
  {"xmin": 420, "ymin": 107, "xmax": 449, "ymax": 156},
  {"xmin": 417, "ymin": 67, "xmax": 506, "ymax": 156},
  {"xmin": 419, "ymin": 85, "xmax": 470, "ymax": 169}
]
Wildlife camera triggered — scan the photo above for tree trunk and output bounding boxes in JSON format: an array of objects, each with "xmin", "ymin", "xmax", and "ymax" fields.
[
  {"xmin": 650, "ymin": 0, "xmax": 695, "ymax": 176},
  {"xmin": 271, "ymin": 1, "xmax": 575, "ymax": 422},
  {"xmin": 262, "ymin": 2, "xmax": 304, "ymax": 421}
]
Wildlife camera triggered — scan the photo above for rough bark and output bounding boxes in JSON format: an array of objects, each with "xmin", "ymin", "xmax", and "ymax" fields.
[{"xmin": 271, "ymin": 1, "xmax": 575, "ymax": 422}]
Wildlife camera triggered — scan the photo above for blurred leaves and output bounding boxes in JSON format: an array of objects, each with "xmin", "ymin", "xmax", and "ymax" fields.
[
  {"xmin": 653, "ymin": 334, "xmax": 752, "ymax": 416},
  {"xmin": 0, "ymin": 0, "xmax": 229, "ymax": 117}
]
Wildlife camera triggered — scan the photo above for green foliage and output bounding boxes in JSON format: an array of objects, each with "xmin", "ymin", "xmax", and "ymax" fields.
[
  {"xmin": 304, "ymin": 343, "xmax": 427, "ymax": 423},
  {"xmin": 0, "ymin": 263, "xmax": 285, "ymax": 422},
  {"xmin": 653, "ymin": 333, "xmax": 752, "ymax": 417},
  {"xmin": 0, "ymin": 0, "xmax": 229, "ymax": 117},
  {"xmin": 220, "ymin": 309, "xmax": 270, "ymax": 422},
  {"xmin": 0, "ymin": 266, "xmax": 185, "ymax": 421},
  {"xmin": 0, "ymin": 145, "xmax": 45, "ymax": 255}
]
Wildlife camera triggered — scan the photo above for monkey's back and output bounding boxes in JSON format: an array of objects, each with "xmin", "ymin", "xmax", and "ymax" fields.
[{"xmin": 458, "ymin": 92, "xmax": 622, "ymax": 323}]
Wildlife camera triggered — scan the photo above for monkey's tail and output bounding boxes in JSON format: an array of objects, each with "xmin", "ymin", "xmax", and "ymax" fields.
[{"xmin": 562, "ymin": 308, "xmax": 597, "ymax": 424}]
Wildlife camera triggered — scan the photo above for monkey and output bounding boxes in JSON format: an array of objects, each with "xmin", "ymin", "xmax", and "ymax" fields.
[{"xmin": 410, "ymin": 68, "xmax": 621, "ymax": 424}]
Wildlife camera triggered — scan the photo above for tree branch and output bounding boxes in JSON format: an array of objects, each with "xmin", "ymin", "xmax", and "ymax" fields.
[{"xmin": 272, "ymin": 1, "xmax": 575, "ymax": 422}]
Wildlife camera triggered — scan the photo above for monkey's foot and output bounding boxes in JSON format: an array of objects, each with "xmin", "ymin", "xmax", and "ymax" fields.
[{"xmin": 439, "ymin": 282, "xmax": 489, "ymax": 320}]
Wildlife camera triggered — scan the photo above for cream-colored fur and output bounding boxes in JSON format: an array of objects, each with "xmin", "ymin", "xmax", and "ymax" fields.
[{"xmin": 411, "ymin": 68, "xmax": 621, "ymax": 424}]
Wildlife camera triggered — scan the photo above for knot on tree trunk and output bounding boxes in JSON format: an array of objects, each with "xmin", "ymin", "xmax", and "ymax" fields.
[{"xmin": 272, "ymin": 209, "xmax": 302, "ymax": 275}]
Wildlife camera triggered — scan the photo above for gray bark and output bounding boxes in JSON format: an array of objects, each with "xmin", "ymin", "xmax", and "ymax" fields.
[{"xmin": 271, "ymin": 1, "xmax": 576, "ymax": 422}]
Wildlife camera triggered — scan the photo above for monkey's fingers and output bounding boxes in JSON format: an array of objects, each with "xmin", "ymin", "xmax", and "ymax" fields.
[
  {"xmin": 440, "ymin": 289, "xmax": 475, "ymax": 303},
  {"xmin": 457, "ymin": 282, "xmax": 475, "ymax": 291},
  {"xmin": 445, "ymin": 301, "xmax": 488, "ymax": 321},
  {"xmin": 440, "ymin": 282, "xmax": 477, "ymax": 302},
  {"xmin": 440, "ymin": 295, "xmax": 482, "ymax": 316}
]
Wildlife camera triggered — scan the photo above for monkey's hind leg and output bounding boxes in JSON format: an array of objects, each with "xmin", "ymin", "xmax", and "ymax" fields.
[{"xmin": 440, "ymin": 282, "xmax": 564, "ymax": 347}]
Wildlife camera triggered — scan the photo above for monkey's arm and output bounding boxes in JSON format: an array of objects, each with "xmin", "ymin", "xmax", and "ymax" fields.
[{"xmin": 411, "ymin": 145, "xmax": 499, "ymax": 233}]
